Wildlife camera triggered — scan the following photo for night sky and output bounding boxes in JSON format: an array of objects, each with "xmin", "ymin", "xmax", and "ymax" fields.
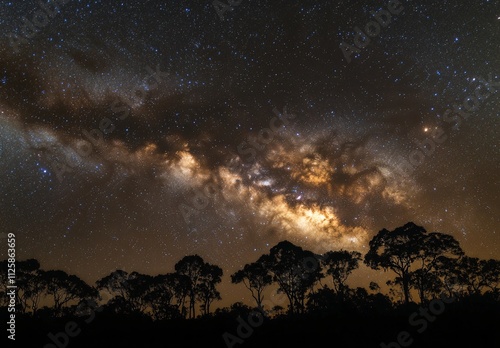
[{"xmin": 0, "ymin": 0, "xmax": 499, "ymax": 307}]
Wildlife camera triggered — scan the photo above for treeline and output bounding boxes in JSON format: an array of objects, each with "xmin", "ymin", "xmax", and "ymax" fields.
[{"xmin": 1, "ymin": 222, "xmax": 499, "ymax": 320}]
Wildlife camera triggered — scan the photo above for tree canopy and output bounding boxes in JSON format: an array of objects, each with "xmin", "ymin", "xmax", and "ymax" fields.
[{"xmin": 1, "ymin": 222, "xmax": 498, "ymax": 319}]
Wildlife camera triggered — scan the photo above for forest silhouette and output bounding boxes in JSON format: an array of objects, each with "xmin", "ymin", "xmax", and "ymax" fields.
[{"xmin": 2, "ymin": 222, "xmax": 499, "ymax": 347}]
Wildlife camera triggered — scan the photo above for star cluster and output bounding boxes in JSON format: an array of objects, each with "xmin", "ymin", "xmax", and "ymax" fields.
[{"xmin": 0, "ymin": 0, "xmax": 499, "ymax": 306}]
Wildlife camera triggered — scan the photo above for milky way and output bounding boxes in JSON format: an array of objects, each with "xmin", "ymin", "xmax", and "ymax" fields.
[{"xmin": 0, "ymin": 0, "xmax": 499, "ymax": 306}]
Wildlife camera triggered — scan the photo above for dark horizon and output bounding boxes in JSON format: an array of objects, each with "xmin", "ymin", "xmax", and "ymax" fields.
[
  {"xmin": 4, "ymin": 222, "xmax": 496, "ymax": 311},
  {"xmin": 3, "ymin": 222, "xmax": 499, "ymax": 313},
  {"xmin": 2, "ymin": 222, "xmax": 500, "ymax": 347}
]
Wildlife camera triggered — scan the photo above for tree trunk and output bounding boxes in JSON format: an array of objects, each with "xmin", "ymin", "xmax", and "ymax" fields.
[
  {"xmin": 402, "ymin": 275, "xmax": 410, "ymax": 306},
  {"xmin": 286, "ymin": 293, "xmax": 294, "ymax": 315},
  {"xmin": 418, "ymin": 283, "xmax": 426, "ymax": 304},
  {"xmin": 257, "ymin": 291, "xmax": 263, "ymax": 310}
]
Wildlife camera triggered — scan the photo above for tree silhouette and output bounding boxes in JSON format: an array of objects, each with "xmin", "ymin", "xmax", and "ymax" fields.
[
  {"xmin": 42, "ymin": 270, "xmax": 96, "ymax": 316},
  {"xmin": 96, "ymin": 269, "xmax": 133, "ymax": 313},
  {"xmin": 306, "ymin": 287, "xmax": 338, "ymax": 313},
  {"xmin": 17, "ymin": 259, "xmax": 45, "ymax": 315},
  {"xmin": 410, "ymin": 232, "xmax": 463, "ymax": 303},
  {"xmin": 443, "ymin": 256, "xmax": 500, "ymax": 297},
  {"xmin": 145, "ymin": 273, "xmax": 185, "ymax": 320},
  {"xmin": 434, "ymin": 256, "xmax": 461, "ymax": 297},
  {"xmin": 231, "ymin": 257, "xmax": 272, "ymax": 309},
  {"xmin": 369, "ymin": 281, "xmax": 380, "ymax": 293},
  {"xmin": 263, "ymin": 240, "xmax": 323, "ymax": 314},
  {"xmin": 1, "ymin": 228, "xmax": 498, "ymax": 328},
  {"xmin": 322, "ymin": 250, "xmax": 361, "ymax": 297},
  {"xmin": 175, "ymin": 255, "xmax": 205, "ymax": 318},
  {"xmin": 96, "ymin": 269, "xmax": 130, "ymax": 299},
  {"xmin": 96, "ymin": 270, "xmax": 153, "ymax": 314},
  {"xmin": 410, "ymin": 269, "xmax": 443, "ymax": 302},
  {"xmin": 0, "ymin": 259, "xmax": 45, "ymax": 314},
  {"xmin": 170, "ymin": 273, "xmax": 191, "ymax": 316},
  {"xmin": 364, "ymin": 222, "xmax": 427, "ymax": 306},
  {"xmin": 175, "ymin": 255, "xmax": 222, "ymax": 318},
  {"xmin": 386, "ymin": 278, "xmax": 405, "ymax": 304},
  {"xmin": 213, "ymin": 301, "xmax": 254, "ymax": 318},
  {"xmin": 481, "ymin": 259, "xmax": 500, "ymax": 293},
  {"xmin": 348, "ymin": 287, "xmax": 393, "ymax": 315},
  {"xmin": 198, "ymin": 263, "xmax": 223, "ymax": 315},
  {"xmin": 127, "ymin": 271, "xmax": 154, "ymax": 313}
]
